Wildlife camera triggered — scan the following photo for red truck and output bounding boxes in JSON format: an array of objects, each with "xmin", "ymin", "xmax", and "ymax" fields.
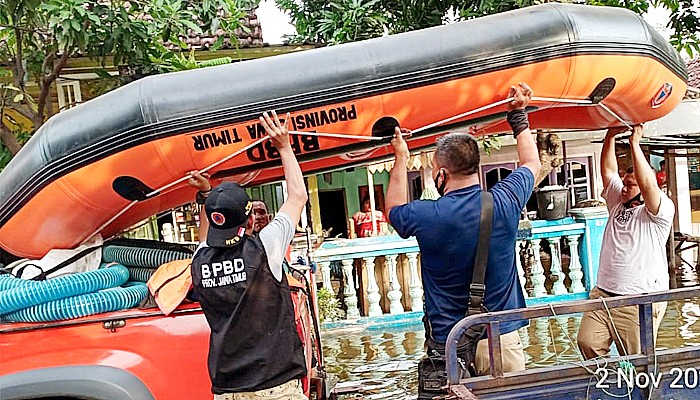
[{"xmin": 0, "ymin": 268, "xmax": 330, "ymax": 400}]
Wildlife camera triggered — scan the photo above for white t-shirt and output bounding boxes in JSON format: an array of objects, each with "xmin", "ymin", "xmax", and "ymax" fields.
[
  {"xmin": 597, "ymin": 176, "xmax": 674, "ymax": 294},
  {"xmin": 195, "ymin": 212, "xmax": 295, "ymax": 282}
]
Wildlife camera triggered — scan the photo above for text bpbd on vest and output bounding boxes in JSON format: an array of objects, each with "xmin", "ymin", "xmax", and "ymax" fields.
[{"xmin": 200, "ymin": 259, "xmax": 247, "ymax": 288}]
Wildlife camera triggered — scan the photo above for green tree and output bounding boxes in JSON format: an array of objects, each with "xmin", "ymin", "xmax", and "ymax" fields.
[
  {"xmin": 275, "ymin": 0, "xmax": 388, "ymax": 44},
  {"xmin": 276, "ymin": 0, "xmax": 698, "ymax": 56},
  {"xmin": 0, "ymin": 0, "xmax": 250, "ymax": 167}
]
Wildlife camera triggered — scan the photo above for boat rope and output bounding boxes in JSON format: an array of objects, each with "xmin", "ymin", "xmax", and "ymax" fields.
[
  {"xmin": 288, "ymin": 130, "xmax": 386, "ymax": 141},
  {"xmin": 93, "ymin": 91, "xmax": 631, "ymax": 238},
  {"xmin": 91, "ymin": 200, "xmax": 139, "ymax": 241},
  {"xmin": 600, "ymin": 297, "xmax": 631, "ymax": 357},
  {"xmin": 292, "ymin": 94, "xmax": 624, "ymax": 141},
  {"xmin": 547, "ymin": 303, "xmax": 635, "ymax": 399},
  {"xmin": 412, "ymin": 97, "xmax": 513, "ymax": 134},
  {"xmin": 598, "ymin": 102, "xmax": 633, "ymax": 130},
  {"xmin": 532, "ymin": 96, "xmax": 593, "ymax": 105},
  {"xmin": 90, "ymin": 137, "xmax": 270, "ymax": 240},
  {"xmin": 547, "ymin": 303, "xmax": 591, "ymax": 367},
  {"xmin": 148, "ymin": 137, "xmax": 271, "ymax": 197},
  {"xmin": 546, "ymin": 313, "xmax": 563, "ymax": 366}
]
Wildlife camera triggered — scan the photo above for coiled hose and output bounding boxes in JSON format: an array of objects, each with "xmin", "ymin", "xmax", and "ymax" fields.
[
  {"xmin": 103, "ymin": 246, "xmax": 191, "ymax": 268},
  {"xmin": 127, "ymin": 267, "xmax": 156, "ymax": 282},
  {"xmin": 0, "ymin": 264, "xmax": 129, "ymax": 315},
  {"xmin": 2, "ymin": 282, "xmax": 148, "ymax": 322},
  {"xmin": 0, "ymin": 241, "xmax": 190, "ymax": 322}
]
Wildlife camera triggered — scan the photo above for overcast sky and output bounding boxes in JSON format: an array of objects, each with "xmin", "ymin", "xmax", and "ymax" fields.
[
  {"xmin": 256, "ymin": 1, "xmax": 678, "ymax": 45},
  {"xmin": 256, "ymin": 0, "xmax": 296, "ymax": 45}
]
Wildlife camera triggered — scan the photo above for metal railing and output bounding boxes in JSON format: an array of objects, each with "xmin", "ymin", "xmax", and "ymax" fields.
[{"xmin": 445, "ymin": 286, "xmax": 700, "ymax": 385}]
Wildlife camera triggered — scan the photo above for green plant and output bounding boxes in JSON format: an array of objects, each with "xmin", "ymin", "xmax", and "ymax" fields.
[
  {"xmin": 480, "ymin": 135, "xmax": 502, "ymax": 156},
  {"xmin": 156, "ymin": 49, "xmax": 234, "ymax": 72},
  {"xmin": 317, "ymin": 287, "xmax": 343, "ymax": 322},
  {"xmin": 276, "ymin": 0, "xmax": 387, "ymax": 44}
]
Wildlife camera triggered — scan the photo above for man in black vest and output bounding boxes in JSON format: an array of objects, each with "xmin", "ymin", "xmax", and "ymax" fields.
[{"xmin": 188, "ymin": 110, "xmax": 309, "ymax": 400}]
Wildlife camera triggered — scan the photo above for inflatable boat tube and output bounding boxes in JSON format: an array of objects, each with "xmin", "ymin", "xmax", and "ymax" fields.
[{"xmin": 0, "ymin": 4, "xmax": 687, "ymax": 258}]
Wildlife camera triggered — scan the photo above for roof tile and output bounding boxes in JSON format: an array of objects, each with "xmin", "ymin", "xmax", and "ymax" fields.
[
  {"xmin": 688, "ymin": 58, "xmax": 700, "ymax": 89},
  {"xmin": 168, "ymin": 10, "xmax": 264, "ymax": 50},
  {"xmin": 686, "ymin": 58, "xmax": 700, "ymax": 99}
]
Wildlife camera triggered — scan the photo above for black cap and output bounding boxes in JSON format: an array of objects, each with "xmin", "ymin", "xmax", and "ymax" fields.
[{"xmin": 205, "ymin": 182, "xmax": 252, "ymax": 247}]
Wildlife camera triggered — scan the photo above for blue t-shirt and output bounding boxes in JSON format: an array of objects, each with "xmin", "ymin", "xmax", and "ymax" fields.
[{"xmin": 389, "ymin": 167, "xmax": 534, "ymax": 343}]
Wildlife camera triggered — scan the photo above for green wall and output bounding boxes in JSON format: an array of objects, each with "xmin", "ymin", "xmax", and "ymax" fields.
[
  {"xmin": 247, "ymin": 168, "xmax": 390, "ymax": 235},
  {"xmin": 316, "ymin": 168, "xmax": 390, "ymax": 217},
  {"xmin": 247, "ymin": 184, "xmax": 283, "ymax": 213}
]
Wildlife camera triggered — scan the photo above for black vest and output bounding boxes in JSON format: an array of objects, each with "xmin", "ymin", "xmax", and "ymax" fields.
[{"xmin": 191, "ymin": 236, "xmax": 306, "ymax": 393}]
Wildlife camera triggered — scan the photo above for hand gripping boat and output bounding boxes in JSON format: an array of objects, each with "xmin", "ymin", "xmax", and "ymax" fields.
[{"xmin": 0, "ymin": 4, "xmax": 687, "ymax": 258}]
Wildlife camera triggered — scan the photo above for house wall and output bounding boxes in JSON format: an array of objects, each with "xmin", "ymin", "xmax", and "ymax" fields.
[
  {"xmin": 316, "ymin": 168, "xmax": 390, "ymax": 218},
  {"xmin": 478, "ymin": 135, "xmax": 604, "ymax": 199}
]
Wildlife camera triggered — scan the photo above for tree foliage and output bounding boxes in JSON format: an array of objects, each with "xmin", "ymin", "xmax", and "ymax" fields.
[
  {"xmin": 0, "ymin": 0, "xmax": 249, "ymax": 169},
  {"xmin": 276, "ymin": 0, "xmax": 698, "ymax": 56},
  {"xmin": 275, "ymin": 0, "xmax": 388, "ymax": 44}
]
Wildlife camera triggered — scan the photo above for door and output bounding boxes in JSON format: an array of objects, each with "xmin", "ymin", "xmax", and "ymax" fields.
[{"xmin": 318, "ymin": 189, "xmax": 349, "ymax": 239}]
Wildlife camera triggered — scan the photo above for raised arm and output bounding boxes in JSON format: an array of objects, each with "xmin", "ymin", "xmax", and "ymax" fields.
[
  {"xmin": 600, "ymin": 127, "xmax": 626, "ymax": 190},
  {"xmin": 629, "ymin": 125, "xmax": 662, "ymax": 214},
  {"xmin": 259, "ymin": 111, "xmax": 308, "ymax": 223},
  {"xmin": 385, "ymin": 126, "xmax": 410, "ymax": 220},
  {"xmin": 187, "ymin": 171, "xmax": 212, "ymax": 243},
  {"xmin": 508, "ymin": 83, "xmax": 540, "ymax": 177}
]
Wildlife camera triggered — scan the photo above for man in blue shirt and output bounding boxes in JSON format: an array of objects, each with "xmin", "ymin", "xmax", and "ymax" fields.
[{"xmin": 386, "ymin": 83, "xmax": 540, "ymax": 378}]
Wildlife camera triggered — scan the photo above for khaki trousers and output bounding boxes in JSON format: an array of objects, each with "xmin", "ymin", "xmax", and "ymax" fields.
[
  {"xmin": 577, "ymin": 286, "xmax": 667, "ymax": 359},
  {"xmin": 474, "ymin": 329, "xmax": 526, "ymax": 375},
  {"xmin": 213, "ymin": 380, "xmax": 306, "ymax": 400}
]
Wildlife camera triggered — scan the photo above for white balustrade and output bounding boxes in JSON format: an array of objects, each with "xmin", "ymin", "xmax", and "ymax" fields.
[
  {"xmin": 340, "ymin": 258, "xmax": 361, "ymax": 319},
  {"xmin": 385, "ymin": 254, "xmax": 404, "ymax": 314},
  {"xmin": 311, "ymin": 215, "xmax": 597, "ymax": 321},
  {"xmin": 406, "ymin": 252, "xmax": 423, "ymax": 312},
  {"xmin": 363, "ymin": 256, "xmax": 383, "ymax": 317},
  {"xmin": 566, "ymin": 235, "xmax": 586, "ymax": 293},
  {"xmin": 529, "ymin": 239, "xmax": 547, "ymax": 297},
  {"xmin": 319, "ymin": 260, "xmax": 333, "ymax": 294},
  {"xmin": 547, "ymin": 237, "xmax": 567, "ymax": 295}
]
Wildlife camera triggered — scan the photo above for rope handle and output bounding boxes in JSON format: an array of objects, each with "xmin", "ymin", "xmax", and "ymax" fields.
[{"xmin": 96, "ymin": 90, "xmax": 631, "ymax": 238}]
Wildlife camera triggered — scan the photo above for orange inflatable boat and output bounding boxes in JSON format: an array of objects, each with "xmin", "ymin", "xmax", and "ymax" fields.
[{"xmin": 0, "ymin": 4, "xmax": 687, "ymax": 258}]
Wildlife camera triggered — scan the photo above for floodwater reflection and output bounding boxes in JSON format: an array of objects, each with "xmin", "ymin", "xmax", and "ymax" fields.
[{"xmin": 322, "ymin": 297, "xmax": 700, "ymax": 399}]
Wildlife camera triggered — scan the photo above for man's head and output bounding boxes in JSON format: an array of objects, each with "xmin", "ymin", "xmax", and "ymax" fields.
[
  {"xmin": 204, "ymin": 182, "xmax": 252, "ymax": 247},
  {"xmin": 432, "ymin": 133, "xmax": 480, "ymax": 195},
  {"xmin": 248, "ymin": 200, "xmax": 270, "ymax": 234},
  {"xmin": 621, "ymin": 166, "xmax": 643, "ymax": 206}
]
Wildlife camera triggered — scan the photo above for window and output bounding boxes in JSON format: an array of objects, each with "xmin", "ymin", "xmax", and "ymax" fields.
[
  {"xmin": 557, "ymin": 157, "xmax": 592, "ymax": 206},
  {"xmin": 482, "ymin": 163, "xmax": 515, "ymax": 190},
  {"xmin": 57, "ymin": 80, "xmax": 82, "ymax": 111}
]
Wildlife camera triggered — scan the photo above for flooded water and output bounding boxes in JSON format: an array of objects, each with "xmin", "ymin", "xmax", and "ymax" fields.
[{"xmin": 321, "ymin": 265, "xmax": 700, "ymax": 399}]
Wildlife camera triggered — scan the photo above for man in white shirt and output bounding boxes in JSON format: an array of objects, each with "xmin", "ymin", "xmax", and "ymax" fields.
[{"xmin": 577, "ymin": 125, "xmax": 674, "ymax": 359}]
